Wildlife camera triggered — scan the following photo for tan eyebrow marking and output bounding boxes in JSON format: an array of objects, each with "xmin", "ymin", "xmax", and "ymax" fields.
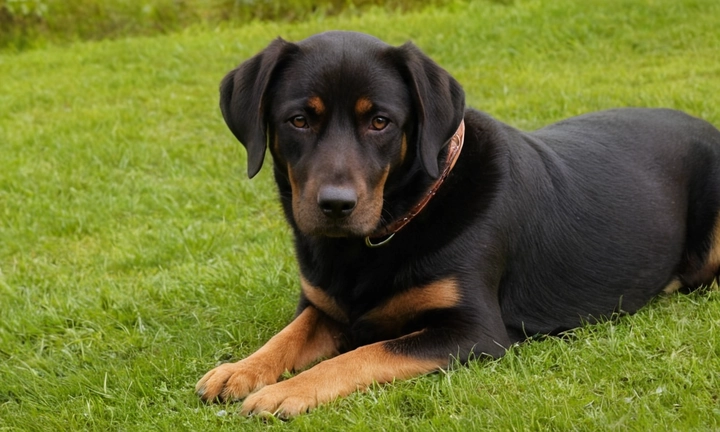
[
  {"xmin": 307, "ymin": 96, "xmax": 325, "ymax": 115},
  {"xmin": 355, "ymin": 97, "xmax": 373, "ymax": 116}
]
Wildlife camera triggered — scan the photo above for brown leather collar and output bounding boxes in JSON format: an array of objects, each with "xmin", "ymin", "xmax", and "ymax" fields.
[{"xmin": 365, "ymin": 120, "xmax": 466, "ymax": 247}]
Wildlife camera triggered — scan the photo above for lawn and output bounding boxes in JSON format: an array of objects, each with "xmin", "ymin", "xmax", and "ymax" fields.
[{"xmin": 1, "ymin": 0, "xmax": 720, "ymax": 430}]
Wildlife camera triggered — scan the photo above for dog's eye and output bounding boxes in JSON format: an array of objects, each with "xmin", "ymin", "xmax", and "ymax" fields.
[
  {"xmin": 371, "ymin": 116, "xmax": 389, "ymax": 131},
  {"xmin": 290, "ymin": 116, "xmax": 308, "ymax": 129}
]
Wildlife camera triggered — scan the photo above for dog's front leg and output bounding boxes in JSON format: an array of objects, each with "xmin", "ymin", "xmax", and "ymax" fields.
[
  {"xmin": 239, "ymin": 328, "xmax": 472, "ymax": 418},
  {"xmin": 195, "ymin": 305, "xmax": 341, "ymax": 402}
]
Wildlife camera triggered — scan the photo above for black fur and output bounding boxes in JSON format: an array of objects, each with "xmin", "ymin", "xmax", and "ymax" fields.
[{"xmin": 219, "ymin": 31, "xmax": 720, "ymax": 364}]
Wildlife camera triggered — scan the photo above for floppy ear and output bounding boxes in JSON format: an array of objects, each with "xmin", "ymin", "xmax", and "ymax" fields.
[
  {"xmin": 395, "ymin": 43, "xmax": 465, "ymax": 178},
  {"xmin": 219, "ymin": 38, "xmax": 297, "ymax": 178}
]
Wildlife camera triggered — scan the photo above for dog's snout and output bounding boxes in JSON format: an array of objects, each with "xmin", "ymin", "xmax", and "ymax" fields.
[{"xmin": 317, "ymin": 186, "xmax": 357, "ymax": 219}]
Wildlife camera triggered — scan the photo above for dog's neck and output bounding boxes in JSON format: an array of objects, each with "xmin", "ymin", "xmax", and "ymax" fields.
[{"xmin": 365, "ymin": 120, "xmax": 466, "ymax": 247}]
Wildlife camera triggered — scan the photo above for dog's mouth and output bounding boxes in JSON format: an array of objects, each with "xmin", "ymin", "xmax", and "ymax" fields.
[
  {"xmin": 313, "ymin": 225, "xmax": 359, "ymax": 238},
  {"xmin": 292, "ymin": 197, "xmax": 384, "ymax": 239},
  {"xmin": 300, "ymin": 215, "xmax": 380, "ymax": 238}
]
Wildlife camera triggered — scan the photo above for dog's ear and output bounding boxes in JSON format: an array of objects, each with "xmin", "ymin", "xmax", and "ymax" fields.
[
  {"xmin": 220, "ymin": 38, "xmax": 297, "ymax": 178},
  {"xmin": 394, "ymin": 43, "xmax": 465, "ymax": 178}
]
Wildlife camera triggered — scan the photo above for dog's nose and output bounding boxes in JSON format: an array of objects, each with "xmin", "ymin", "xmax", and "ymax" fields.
[{"xmin": 317, "ymin": 186, "xmax": 357, "ymax": 219}]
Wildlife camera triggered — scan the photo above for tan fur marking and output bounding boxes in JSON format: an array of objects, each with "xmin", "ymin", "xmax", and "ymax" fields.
[
  {"xmin": 287, "ymin": 163, "xmax": 300, "ymax": 197},
  {"xmin": 662, "ymin": 278, "xmax": 683, "ymax": 294},
  {"xmin": 372, "ymin": 166, "xmax": 391, "ymax": 202},
  {"xmin": 195, "ymin": 306, "xmax": 340, "ymax": 402},
  {"xmin": 355, "ymin": 97, "xmax": 373, "ymax": 116},
  {"xmin": 240, "ymin": 332, "xmax": 443, "ymax": 417},
  {"xmin": 301, "ymin": 277, "xmax": 348, "ymax": 324},
  {"xmin": 363, "ymin": 277, "xmax": 461, "ymax": 328},
  {"xmin": 399, "ymin": 133, "xmax": 408, "ymax": 163},
  {"xmin": 307, "ymin": 96, "xmax": 325, "ymax": 115},
  {"xmin": 273, "ymin": 131, "xmax": 281, "ymax": 158},
  {"xmin": 701, "ymin": 213, "xmax": 720, "ymax": 277}
]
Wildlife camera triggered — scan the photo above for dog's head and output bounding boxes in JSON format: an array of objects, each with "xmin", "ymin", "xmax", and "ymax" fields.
[{"xmin": 220, "ymin": 31, "xmax": 464, "ymax": 238}]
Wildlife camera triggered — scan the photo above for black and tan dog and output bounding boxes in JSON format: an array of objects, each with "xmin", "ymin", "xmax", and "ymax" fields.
[{"xmin": 196, "ymin": 31, "xmax": 720, "ymax": 417}]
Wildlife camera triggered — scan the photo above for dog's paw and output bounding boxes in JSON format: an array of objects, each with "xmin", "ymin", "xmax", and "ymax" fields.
[
  {"xmin": 195, "ymin": 359, "xmax": 278, "ymax": 403},
  {"xmin": 240, "ymin": 379, "xmax": 320, "ymax": 419}
]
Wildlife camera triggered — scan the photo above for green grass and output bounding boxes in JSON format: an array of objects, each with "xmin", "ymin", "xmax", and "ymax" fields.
[
  {"xmin": 2, "ymin": 0, "xmax": 720, "ymax": 429},
  {"xmin": 0, "ymin": 0, "xmax": 447, "ymax": 50}
]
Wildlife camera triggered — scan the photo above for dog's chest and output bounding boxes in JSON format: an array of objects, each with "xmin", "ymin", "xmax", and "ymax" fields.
[{"xmin": 302, "ymin": 272, "xmax": 460, "ymax": 348}]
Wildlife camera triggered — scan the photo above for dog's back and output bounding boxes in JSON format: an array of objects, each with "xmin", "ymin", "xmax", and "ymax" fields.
[{"xmin": 495, "ymin": 108, "xmax": 720, "ymax": 336}]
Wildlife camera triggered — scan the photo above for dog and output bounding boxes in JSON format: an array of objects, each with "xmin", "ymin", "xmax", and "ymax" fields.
[{"xmin": 195, "ymin": 31, "xmax": 720, "ymax": 417}]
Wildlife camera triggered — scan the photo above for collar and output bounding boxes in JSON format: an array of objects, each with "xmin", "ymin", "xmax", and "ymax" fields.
[{"xmin": 365, "ymin": 119, "xmax": 466, "ymax": 247}]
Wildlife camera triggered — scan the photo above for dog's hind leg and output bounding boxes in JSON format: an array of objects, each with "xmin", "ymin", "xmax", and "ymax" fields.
[
  {"xmin": 683, "ymin": 212, "xmax": 720, "ymax": 289},
  {"xmin": 677, "ymin": 155, "xmax": 720, "ymax": 290}
]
